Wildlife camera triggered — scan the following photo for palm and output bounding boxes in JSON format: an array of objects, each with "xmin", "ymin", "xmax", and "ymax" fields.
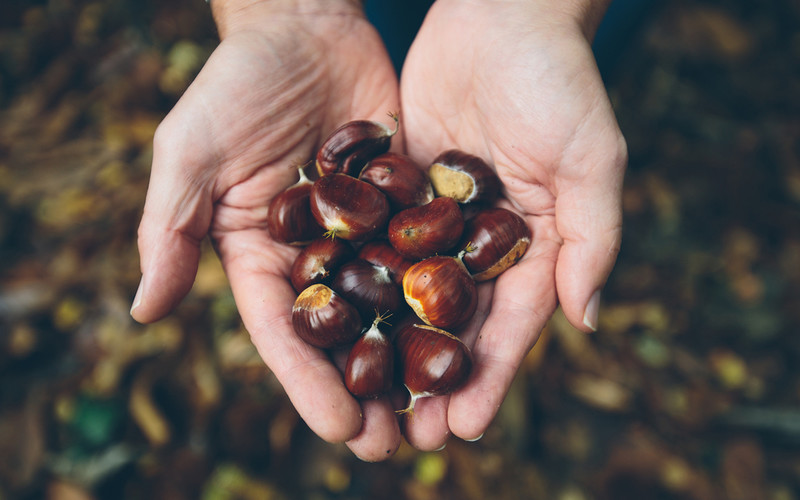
[
  {"xmin": 135, "ymin": 11, "xmax": 402, "ymax": 459},
  {"xmin": 399, "ymin": 0, "xmax": 626, "ymax": 447}
]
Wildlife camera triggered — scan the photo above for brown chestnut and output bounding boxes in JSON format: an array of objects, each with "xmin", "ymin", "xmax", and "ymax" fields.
[
  {"xmin": 266, "ymin": 166, "xmax": 324, "ymax": 245},
  {"xmin": 395, "ymin": 323, "xmax": 473, "ymax": 414},
  {"xmin": 358, "ymin": 152, "xmax": 434, "ymax": 211},
  {"xmin": 460, "ymin": 208, "xmax": 531, "ymax": 281},
  {"xmin": 291, "ymin": 284, "xmax": 362, "ymax": 349},
  {"xmin": 387, "ymin": 196, "xmax": 464, "ymax": 260},
  {"xmin": 316, "ymin": 113, "xmax": 399, "ymax": 177},
  {"xmin": 290, "ymin": 237, "xmax": 355, "ymax": 293},
  {"xmin": 344, "ymin": 315, "xmax": 394, "ymax": 398},
  {"xmin": 402, "ymin": 251, "xmax": 478, "ymax": 331},
  {"xmin": 331, "ymin": 259, "xmax": 402, "ymax": 321},
  {"xmin": 309, "ymin": 173, "xmax": 390, "ymax": 241},
  {"xmin": 428, "ymin": 149, "xmax": 501, "ymax": 204},
  {"xmin": 357, "ymin": 240, "xmax": 413, "ymax": 286}
]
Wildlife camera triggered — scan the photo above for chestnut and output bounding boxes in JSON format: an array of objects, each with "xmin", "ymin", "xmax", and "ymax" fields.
[
  {"xmin": 395, "ymin": 323, "xmax": 473, "ymax": 414},
  {"xmin": 316, "ymin": 113, "xmax": 399, "ymax": 177},
  {"xmin": 291, "ymin": 284, "xmax": 362, "ymax": 349},
  {"xmin": 428, "ymin": 149, "xmax": 501, "ymax": 204},
  {"xmin": 358, "ymin": 152, "xmax": 434, "ymax": 211},
  {"xmin": 387, "ymin": 196, "xmax": 464, "ymax": 260},
  {"xmin": 460, "ymin": 208, "xmax": 531, "ymax": 281},
  {"xmin": 344, "ymin": 315, "xmax": 394, "ymax": 398},
  {"xmin": 309, "ymin": 173, "xmax": 390, "ymax": 241},
  {"xmin": 402, "ymin": 251, "xmax": 478, "ymax": 331},
  {"xmin": 331, "ymin": 259, "xmax": 403, "ymax": 321},
  {"xmin": 266, "ymin": 166, "xmax": 324, "ymax": 245},
  {"xmin": 290, "ymin": 237, "xmax": 355, "ymax": 293},
  {"xmin": 357, "ymin": 240, "xmax": 413, "ymax": 286}
]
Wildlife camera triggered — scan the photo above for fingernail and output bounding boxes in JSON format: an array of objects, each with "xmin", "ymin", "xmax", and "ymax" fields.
[
  {"xmin": 465, "ymin": 432, "xmax": 484, "ymax": 442},
  {"xmin": 582, "ymin": 289, "xmax": 601, "ymax": 332},
  {"xmin": 433, "ymin": 443, "xmax": 447, "ymax": 452},
  {"xmin": 130, "ymin": 276, "xmax": 145, "ymax": 315}
]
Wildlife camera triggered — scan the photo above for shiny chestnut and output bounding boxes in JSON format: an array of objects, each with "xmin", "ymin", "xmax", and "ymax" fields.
[
  {"xmin": 428, "ymin": 149, "xmax": 501, "ymax": 204},
  {"xmin": 291, "ymin": 284, "xmax": 362, "ymax": 349},
  {"xmin": 316, "ymin": 113, "xmax": 399, "ymax": 177},
  {"xmin": 290, "ymin": 237, "xmax": 354, "ymax": 293},
  {"xmin": 395, "ymin": 323, "xmax": 473, "ymax": 414},
  {"xmin": 402, "ymin": 251, "xmax": 478, "ymax": 331},
  {"xmin": 309, "ymin": 173, "xmax": 390, "ymax": 241},
  {"xmin": 387, "ymin": 196, "xmax": 464, "ymax": 260},
  {"xmin": 266, "ymin": 166, "xmax": 324, "ymax": 245},
  {"xmin": 331, "ymin": 259, "xmax": 402, "ymax": 321},
  {"xmin": 358, "ymin": 152, "xmax": 434, "ymax": 211},
  {"xmin": 344, "ymin": 315, "xmax": 394, "ymax": 398},
  {"xmin": 460, "ymin": 208, "xmax": 531, "ymax": 281},
  {"xmin": 357, "ymin": 240, "xmax": 413, "ymax": 286}
]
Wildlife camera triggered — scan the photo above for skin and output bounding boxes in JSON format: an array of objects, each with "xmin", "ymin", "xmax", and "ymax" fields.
[
  {"xmin": 398, "ymin": 0, "xmax": 627, "ymax": 450},
  {"xmin": 131, "ymin": 0, "xmax": 626, "ymax": 461}
]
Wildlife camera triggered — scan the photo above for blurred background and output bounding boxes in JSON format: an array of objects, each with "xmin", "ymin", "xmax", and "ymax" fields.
[{"xmin": 1, "ymin": 0, "xmax": 799, "ymax": 498}]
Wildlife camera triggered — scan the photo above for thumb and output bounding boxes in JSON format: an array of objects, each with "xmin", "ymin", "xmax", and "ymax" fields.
[
  {"xmin": 130, "ymin": 123, "xmax": 214, "ymax": 323},
  {"xmin": 555, "ymin": 137, "xmax": 626, "ymax": 333}
]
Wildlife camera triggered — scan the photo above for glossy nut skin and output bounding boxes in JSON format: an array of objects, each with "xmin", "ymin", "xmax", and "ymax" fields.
[
  {"xmin": 316, "ymin": 114, "xmax": 399, "ymax": 177},
  {"xmin": 461, "ymin": 208, "xmax": 532, "ymax": 281},
  {"xmin": 291, "ymin": 284, "xmax": 362, "ymax": 349},
  {"xmin": 402, "ymin": 254, "xmax": 478, "ymax": 331},
  {"xmin": 266, "ymin": 168, "xmax": 324, "ymax": 245},
  {"xmin": 357, "ymin": 240, "xmax": 413, "ymax": 286},
  {"xmin": 395, "ymin": 323, "xmax": 473, "ymax": 413},
  {"xmin": 331, "ymin": 259, "xmax": 402, "ymax": 321},
  {"xmin": 387, "ymin": 196, "xmax": 464, "ymax": 260},
  {"xmin": 290, "ymin": 237, "xmax": 354, "ymax": 293},
  {"xmin": 310, "ymin": 173, "xmax": 390, "ymax": 241},
  {"xmin": 358, "ymin": 152, "xmax": 434, "ymax": 211},
  {"xmin": 428, "ymin": 149, "xmax": 501, "ymax": 204},
  {"xmin": 344, "ymin": 318, "xmax": 394, "ymax": 398}
]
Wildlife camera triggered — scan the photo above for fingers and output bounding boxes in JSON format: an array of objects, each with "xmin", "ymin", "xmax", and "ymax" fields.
[
  {"xmin": 555, "ymin": 131, "xmax": 627, "ymax": 332},
  {"xmin": 131, "ymin": 121, "xmax": 214, "ymax": 324},
  {"xmin": 345, "ymin": 397, "xmax": 402, "ymax": 461},
  {"xmin": 219, "ymin": 230, "xmax": 364, "ymax": 443},
  {"xmin": 401, "ymin": 397, "xmax": 451, "ymax": 452},
  {"xmin": 447, "ymin": 234, "xmax": 560, "ymax": 441}
]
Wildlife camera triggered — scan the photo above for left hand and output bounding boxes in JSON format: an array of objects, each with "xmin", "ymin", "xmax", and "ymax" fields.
[{"xmin": 397, "ymin": 0, "xmax": 628, "ymax": 449}]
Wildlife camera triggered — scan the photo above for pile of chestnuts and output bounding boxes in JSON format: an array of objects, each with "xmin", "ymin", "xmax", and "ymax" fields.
[{"xmin": 267, "ymin": 113, "xmax": 531, "ymax": 413}]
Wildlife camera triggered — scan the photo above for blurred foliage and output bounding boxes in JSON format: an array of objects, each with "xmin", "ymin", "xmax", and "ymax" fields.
[{"xmin": 1, "ymin": 0, "xmax": 799, "ymax": 499}]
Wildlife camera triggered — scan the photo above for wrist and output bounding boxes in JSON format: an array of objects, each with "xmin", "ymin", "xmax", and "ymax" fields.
[
  {"xmin": 210, "ymin": 0, "xmax": 364, "ymax": 39},
  {"xmin": 554, "ymin": 0, "xmax": 614, "ymax": 41}
]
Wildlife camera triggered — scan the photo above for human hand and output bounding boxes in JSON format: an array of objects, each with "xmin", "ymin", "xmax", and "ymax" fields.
[
  {"xmin": 398, "ymin": 0, "xmax": 627, "ymax": 448},
  {"xmin": 130, "ymin": 0, "xmax": 404, "ymax": 461}
]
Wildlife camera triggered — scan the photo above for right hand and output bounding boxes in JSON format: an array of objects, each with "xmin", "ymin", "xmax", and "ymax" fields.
[{"xmin": 131, "ymin": 0, "xmax": 403, "ymax": 461}]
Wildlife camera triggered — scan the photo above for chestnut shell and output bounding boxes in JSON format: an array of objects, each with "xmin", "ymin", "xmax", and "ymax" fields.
[
  {"xmin": 395, "ymin": 323, "xmax": 473, "ymax": 407},
  {"xmin": 266, "ymin": 170, "xmax": 324, "ymax": 245},
  {"xmin": 309, "ymin": 173, "xmax": 390, "ymax": 241},
  {"xmin": 428, "ymin": 149, "xmax": 501, "ymax": 204},
  {"xmin": 460, "ymin": 207, "xmax": 531, "ymax": 281},
  {"xmin": 344, "ymin": 320, "xmax": 394, "ymax": 398},
  {"xmin": 291, "ymin": 284, "xmax": 362, "ymax": 349},
  {"xmin": 357, "ymin": 240, "xmax": 413, "ymax": 286},
  {"xmin": 402, "ymin": 254, "xmax": 478, "ymax": 331},
  {"xmin": 358, "ymin": 152, "xmax": 434, "ymax": 211},
  {"xmin": 290, "ymin": 237, "xmax": 354, "ymax": 293},
  {"xmin": 316, "ymin": 115, "xmax": 399, "ymax": 176},
  {"xmin": 387, "ymin": 196, "xmax": 464, "ymax": 260},
  {"xmin": 331, "ymin": 259, "xmax": 403, "ymax": 321}
]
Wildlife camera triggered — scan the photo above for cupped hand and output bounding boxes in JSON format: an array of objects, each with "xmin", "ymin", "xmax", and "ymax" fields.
[
  {"xmin": 398, "ymin": 0, "xmax": 627, "ymax": 449},
  {"xmin": 131, "ymin": 0, "xmax": 403, "ymax": 461}
]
